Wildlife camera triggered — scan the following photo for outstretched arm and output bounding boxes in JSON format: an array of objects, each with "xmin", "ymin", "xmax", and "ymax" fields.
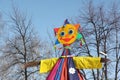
[
  {"xmin": 73, "ymin": 57, "xmax": 110, "ymax": 69},
  {"xmin": 23, "ymin": 57, "xmax": 110, "ymax": 73},
  {"xmin": 101, "ymin": 58, "xmax": 110, "ymax": 63},
  {"xmin": 24, "ymin": 58, "xmax": 58, "ymax": 73},
  {"xmin": 24, "ymin": 61, "xmax": 40, "ymax": 68}
]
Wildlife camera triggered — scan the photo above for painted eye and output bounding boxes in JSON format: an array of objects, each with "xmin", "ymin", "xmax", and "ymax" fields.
[
  {"xmin": 60, "ymin": 31, "xmax": 65, "ymax": 36},
  {"xmin": 69, "ymin": 29, "xmax": 74, "ymax": 35}
]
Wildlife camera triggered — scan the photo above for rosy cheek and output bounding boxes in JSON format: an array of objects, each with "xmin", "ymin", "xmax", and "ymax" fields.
[
  {"xmin": 60, "ymin": 37, "xmax": 62, "ymax": 40},
  {"xmin": 72, "ymin": 36, "xmax": 74, "ymax": 38},
  {"xmin": 71, "ymin": 36, "xmax": 75, "ymax": 39}
]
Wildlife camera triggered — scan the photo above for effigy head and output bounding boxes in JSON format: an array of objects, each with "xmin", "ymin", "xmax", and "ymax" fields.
[{"xmin": 54, "ymin": 20, "xmax": 80, "ymax": 45}]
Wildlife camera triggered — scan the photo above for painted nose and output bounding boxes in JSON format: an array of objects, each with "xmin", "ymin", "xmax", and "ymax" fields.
[{"xmin": 65, "ymin": 34, "xmax": 69, "ymax": 37}]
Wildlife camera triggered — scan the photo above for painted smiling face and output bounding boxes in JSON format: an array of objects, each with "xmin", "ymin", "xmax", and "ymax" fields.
[{"xmin": 54, "ymin": 24, "xmax": 80, "ymax": 45}]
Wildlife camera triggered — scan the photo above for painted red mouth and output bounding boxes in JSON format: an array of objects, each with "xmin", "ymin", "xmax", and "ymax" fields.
[{"xmin": 61, "ymin": 36, "xmax": 74, "ymax": 42}]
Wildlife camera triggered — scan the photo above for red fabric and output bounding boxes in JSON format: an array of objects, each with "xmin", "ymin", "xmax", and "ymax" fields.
[{"xmin": 60, "ymin": 58, "xmax": 68, "ymax": 80}]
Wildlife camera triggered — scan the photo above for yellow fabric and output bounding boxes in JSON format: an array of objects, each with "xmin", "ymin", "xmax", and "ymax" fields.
[
  {"xmin": 39, "ymin": 57, "xmax": 102, "ymax": 73},
  {"xmin": 73, "ymin": 57, "xmax": 102, "ymax": 69},
  {"xmin": 39, "ymin": 58, "xmax": 58, "ymax": 73}
]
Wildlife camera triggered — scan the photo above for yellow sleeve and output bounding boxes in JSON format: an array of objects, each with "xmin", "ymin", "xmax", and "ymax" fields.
[
  {"xmin": 39, "ymin": 58, "xmax": 58, "ymax": 73},
  {"xmin": 73, "ymin": 57, "xmax": 102, "ymax": 69}
]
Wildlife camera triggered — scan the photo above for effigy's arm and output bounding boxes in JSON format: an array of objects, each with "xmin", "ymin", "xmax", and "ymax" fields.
[
  {"xmin": 73, "ymin": 57, "xmax": 108, "ymax": 69},
  {"xmin": 24, "ymin": 57, "xmax": 109, "ymax": 73},
  {"xmin": 24, "ymin": 61, "xmax": 40, "ymax": 68},
  {"xmin": 39, "ymin": 57, "xmax": 109, "ymax": 73},
  {"xmin": 39, "ymin": 58, "xmax": 58, "ymax": 73}
]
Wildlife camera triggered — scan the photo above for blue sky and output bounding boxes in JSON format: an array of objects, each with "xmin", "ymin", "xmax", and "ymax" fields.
[{"xmin": 0, "ymin": 0, "xmax": 119, "ymax": 41}]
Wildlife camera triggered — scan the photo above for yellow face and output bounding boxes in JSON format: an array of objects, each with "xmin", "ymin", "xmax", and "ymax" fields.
[{"xmin": 56, "ymin": 24, "xmax": 79, "ymax": 45}]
